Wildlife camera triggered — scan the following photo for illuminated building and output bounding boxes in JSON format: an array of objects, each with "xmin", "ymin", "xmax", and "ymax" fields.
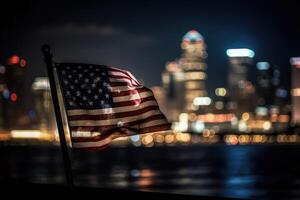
[
  {"xmin": 161, "ymin": 61, "xmax": 185, "ymax": 121},
  {"xmin": 179, "ymin": 30, "xmax": 208, "ymax": 111},
  {"xmin": 226, "ymin": 48, "xmax": 256, "ymax": 117},
  {"xmin": 31, "ymin": 77, "xmax": 56, "ymax": 132},
  {"xmin": 2, "ymin": 55, "xmax": 28, "ymax": 129},
  {"xmin": 161, "ymin": 30, "xmax": 208, "ymax": 120},
  {"xmin": 291, "ymin": 57, "xmax": 300, "ymax": 125},
  {"xmin": 255, "ymin": 62, "xmax": 275, "ymax": 109}
]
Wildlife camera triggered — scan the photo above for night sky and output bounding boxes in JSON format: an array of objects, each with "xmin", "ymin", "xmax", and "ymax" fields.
[{"xmin": 0, "ymin": 0, "xmax": 299, "ymax": 96}]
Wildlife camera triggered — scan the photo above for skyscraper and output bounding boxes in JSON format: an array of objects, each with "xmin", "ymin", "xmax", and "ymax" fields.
[
  {"xmin": 179, "ymin": 30, "xmax": 208, "ymax": 112},
  {"xmin": 161, "ymin": 30, "xmax": 208, "ymax": 121},
  {"xmin": 291, "ymin": 57, "xmax": 300, "ymax": 125},
  {"xmin": 226, "ymin": 48, "xmax": 256, "ymax": 117}
]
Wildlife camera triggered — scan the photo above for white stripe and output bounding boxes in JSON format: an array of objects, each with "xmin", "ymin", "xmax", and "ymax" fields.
[
  {"xmin": 108, "ymin": 69, "xmax": 140, "ymax": 85},
  {"xmin": 108, "ymin": 70, "xmax": 129, "ymax": 77},
  {"xmin": 67, "ymin": 100, "xmax": 158, "ymax": 116},
  {"xmin": 69, "ymin": 110, "xmax": 162, "ymax": 126},
  {"xmin": 111, "ymin": 85, "xmax": 138, "ymax": 91},
  {"xmin": 113, "ymin": 91, "xmax": 153, "ymax": 102}
]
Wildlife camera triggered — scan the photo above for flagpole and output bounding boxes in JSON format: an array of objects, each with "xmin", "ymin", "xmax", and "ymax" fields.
[{"xmin": 42, "ymin": 44, "xmax": 74, "ymax": 188}]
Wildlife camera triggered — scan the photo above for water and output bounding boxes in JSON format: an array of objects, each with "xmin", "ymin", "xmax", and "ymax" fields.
[{"xmin": 1, "ymin": 144, "xmax": 300, "ymax": 199}]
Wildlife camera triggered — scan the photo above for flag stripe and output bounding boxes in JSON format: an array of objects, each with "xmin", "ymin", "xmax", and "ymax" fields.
[
  {"xmin": 111, "ymin": 87, "xmax": 150, "ymax": 97},
  {"xmin": 72, "ymin": 124, "xmax": 170, "ymax": 148},
  {"xmin": 71, "ymin": 119, "xmax": 168, "ymax": 143},
  {"xmin": 113, "ymin": 91, "xmax": 152, "ymax": 102},
  {"xmin": 69, "ymin": 105, "xmax": 160, "ymax": 120},
  {"xmin": 69, "ymin": 110, "xmax": 163, "ymax": 126},
  {"xmin": 67, "ymin": 100, "xmax": 158, "ymax": 116},
  {"xmin": 69, "ymin": 114, "xmax": 166, "ymax": 131},
  {"xmin": 113, "ymin": 96, "xmax": 156, "ymax": 107}
]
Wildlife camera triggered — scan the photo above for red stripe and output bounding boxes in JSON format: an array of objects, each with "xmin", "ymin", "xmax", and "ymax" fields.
[
  {"xmin": 113, "ymin": 96, "xmax": 156, "ymax": 107},
  {"xmin": 110, "ymin": 82, "xmax": 140, "ymax": 87},
  {"xmin": 111, "ymin": 87, "xmax": 150, "ymax": 97},
  {"xmin": 69, "ymin": 105, "xmax": 160, "ymax": 120},
  {"xmin": 72, "ymin": 123, "xmax": 170, "ymax": 144},
  {"xmin": 109, "ymin": 68, "xmax": 140, "ymax": 85},
  {"xmin": 70, "ymin": 114, "xmax": 167, "ymax": 131}
]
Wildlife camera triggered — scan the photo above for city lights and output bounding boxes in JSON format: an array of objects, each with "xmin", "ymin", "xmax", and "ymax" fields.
[
  {"xmin": 257, "ymin": 62, "xmax": 270, "ymax": 70},
  {"xmin": 215, "ymin": 88, "xmax": 227, "ymax": 96},
  {"xmin": 182, "ymin": 30, "xmax": 203, "ymax": 42},
  {"xmin": 193, "ymin": 97, "xmax": 211, "ymax": 106},
  {"xmin": 8, "ymin": 55, "xmax": 20, "ymax": 65},
  {"xmin": 290, "ymin": 57, "xmax": 300, "ymax": 67},
  {"xmin": 226, "ymin": 48, "xmax": 255, "ymax": 58},
  {"xmin": 0, "ymin": 65, "xmax": 6, "ymax": 74}
]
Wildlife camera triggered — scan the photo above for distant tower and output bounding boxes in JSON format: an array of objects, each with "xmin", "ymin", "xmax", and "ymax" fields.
[
  {"xmin": 31, "ymin": 77, "xmax": 55, "ymax": 132},
  {"xmin": 179, "ymin": 30, "xmax": 208, "ymax": 111},
  {"xmin": 226, "ymin": 48, "xmax": 256, "ymax": 117},
  {"xmin": 162, "ymin": 61, "xmax": 185, "ymax": 121},
  {"xmin": 291, "ymin": 57, "xmax": 300, "ymax": 125},
  {"xmin": 256, "ymin": 62, "xmax": 275, "ymax": 107}
]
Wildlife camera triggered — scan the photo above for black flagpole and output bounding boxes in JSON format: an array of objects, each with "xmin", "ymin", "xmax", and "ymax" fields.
[{"xmin": 42, "ymin": 44, "xmax": 74, "ymax": 188}]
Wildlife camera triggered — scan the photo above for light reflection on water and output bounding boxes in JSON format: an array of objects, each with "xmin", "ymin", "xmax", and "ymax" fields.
[{"xmin": 1, "ymin": 145, "xmax": 300, "ymax": 199}]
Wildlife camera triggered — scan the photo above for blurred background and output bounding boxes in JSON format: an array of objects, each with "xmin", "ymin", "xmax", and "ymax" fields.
[{"xmin": 0, "ymin": 0, "xmax": 300, "ymax": 199}]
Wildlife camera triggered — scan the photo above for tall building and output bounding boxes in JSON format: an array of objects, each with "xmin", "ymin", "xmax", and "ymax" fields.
[
  {"xmin": 226, "ymin": 48, "xmax": 256, "ymax": 117},
  {"xmin": 2, "ymin": 55, "xmax": 28, "ymax": 129},
  {"xmin": 291, "ymin": 57, "xmax": 300, "ymax": 125},
  {"xmin": 161, "ymin": 30, "xmax": 208, "ymax": 121},
  {"xmin": 179, "ymin": 30, "xmax": 208, "ymax": 112},
  {"xmin": 256, "ymin": 62, "xmax": 275, "ymax": 107},
  {"xmin": 161, "ymin": 62, "xmax": 185, "ymax": 121},
  {"xmin": 31, "ymin": 77, "xmax": 56, "ymax": 132}
]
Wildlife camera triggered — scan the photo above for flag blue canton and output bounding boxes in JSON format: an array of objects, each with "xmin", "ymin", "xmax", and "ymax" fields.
[{"xmin": 56, "ymin": 63, "xmax": 113, "ymax": 109}]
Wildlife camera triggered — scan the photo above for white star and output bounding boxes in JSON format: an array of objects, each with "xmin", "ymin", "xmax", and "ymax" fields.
[
  {"xmin": 94, "ymin": 95, "xmax": 99, "ymax": 100},
  {"xmin": 98, "ymin": 88, "xmax": 103, "ymax": 93},
  {"xmin": 117, "ymin": 121, "xmax": 124, "ymax": 127},
  {"xmin": 68, "ymin": 75, "xmax": 72, "ymax": 79},
  {"xmin": 100, "ymin": 100, "xmax": 104, "ymax": 105},
  {"xmin": 78, "ymin": 66, "xmax": 82, "ymax": 69},
  {"xmin": 72, "ymin": 70, "xmax": 77, "ymax": 73},
  {"xmin": 64, "ymin": 80, "xmax": 69, "ymax": 85},
  {"xmin": 90, "ymin": 72, "xmax": 95, "ymax": 76},
  {"xmin": 62, "ymin": 70, "xmax": 66, "ymax": 75},
  {"xmin": 102, "ymin": 72, "xmax": 106, "ymax": 76},
  {"xmin": 70, "ymin": 85, "xmax": 75, "ymax": 89},
  {"xmin": 83, "ymin": 96, "xmax": 87, "ymax": 101},
  {"xmin": 89, "ymin": 65, "xmax": 94, "ymax": 69},
  {"xmin": 88, "ymin": 101, "xmax": 93, "ymax": 106},
  {"xmin": 87, "ymin": 90, "xmax": 92, "ymax": 94},
  {"xmin": 74, "ymin": 79, "xmax": 79, "ymax": 83},
  {"xmin": 92, "ymin": 83, "xmax": 96, "ymax": 88},
  {"xmin": 105, "ymin": 94, "xmax": 109, "ymax": 99},
  {"xmin": 107, "ymin": 86, "xmax": 113, "ymax": 92},
  {"xmin": 95, "ymin": 77, "xmax": 101, "ymax": 82},
  {"xmin": 76, "ymin": 91, "xmax": 81, "ymax": 96},
  {"xmin": 78, "ymin": 74, "xmax": 83, "ymax": 78},
  {"xmin": 84, "ymin": 78, "xmax": 89, "ymax": 83},
  {"xmin": 66, "ymin": 91, "xmax": 71, "ymax": 95}
]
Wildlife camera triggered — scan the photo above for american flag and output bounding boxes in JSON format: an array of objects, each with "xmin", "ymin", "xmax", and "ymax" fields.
[{"xmin": 55, "ymin": 63, "xmax": 170, "ymax": 150}]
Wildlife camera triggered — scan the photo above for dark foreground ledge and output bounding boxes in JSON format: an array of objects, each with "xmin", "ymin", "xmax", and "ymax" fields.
[{"xmin": 0, "ymin": 181, "xmax": 248, "ymax": 200}]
